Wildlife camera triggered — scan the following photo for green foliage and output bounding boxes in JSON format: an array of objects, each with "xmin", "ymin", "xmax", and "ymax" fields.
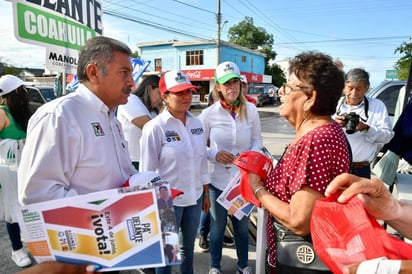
[
  {"xmin": 266, "ymin": 63, "xmax": 286, "ymax": 87},
  {"xmin": 228, "ymin": 17, "xmax": 274, "ymax": 52},
  {"xmin": 0, "ymin": 58, "xmax": 21, "ymax": 76},
  {"xmin": 394, "ymin": 40, "xmax": 412, "ymax": 80},
  {"xmin": 131, "ymin": 51, "xmax": 140, "ymax": 58},
  {"xmin": 227, "ymin": 17, "xmax": 282, "ymax": 84}
]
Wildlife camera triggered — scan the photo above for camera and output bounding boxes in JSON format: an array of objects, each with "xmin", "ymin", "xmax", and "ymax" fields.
[{"xmin": 342, "ymin": 112, "xmax": 360, "ymax": 134}]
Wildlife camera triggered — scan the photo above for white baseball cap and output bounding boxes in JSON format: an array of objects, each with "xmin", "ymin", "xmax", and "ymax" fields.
[
  {"xmin": 240, "ymin": 75, "xmax": 248, "ymax": 84},
  {"xmin": 214, "ymin": 61, "xmax": 241, "ymax": 84},
  {"xmin": 159, "ymin": 70, "xmax": 198, "ymax": 94},
  {"xmin": 0, "ymin": 75, "xmax": 25, "ymax": 96}
]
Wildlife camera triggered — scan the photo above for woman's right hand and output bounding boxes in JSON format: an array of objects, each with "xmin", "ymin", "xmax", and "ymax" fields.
[
  {"xmin": 215, "ymin": 150, "xmax": 235, "ymax": 165},
  {"xmin": 249, "ymin": 172, "xmax": 265, "ymax": 194}
]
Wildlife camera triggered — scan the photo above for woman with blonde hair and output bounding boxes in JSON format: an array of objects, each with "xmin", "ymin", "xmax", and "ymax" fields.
[{"xmin": 198, "ymin": 61, "xmax": 263, "ymax": 274}]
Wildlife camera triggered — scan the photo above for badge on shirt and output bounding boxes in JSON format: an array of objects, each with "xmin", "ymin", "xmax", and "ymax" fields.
[
  {"xmin": 165, "ymin": 130, "xmax": 181, "ymax": 142},
  {"xmin": 190, "ymin": 127, "xmax": 204, "ymax": 135},
  {"xmin": 91, "ymin": 122, "xmax": 105, "ymax": 136}
]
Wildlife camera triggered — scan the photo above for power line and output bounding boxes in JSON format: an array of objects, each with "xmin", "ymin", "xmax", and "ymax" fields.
[
  {"xmin": 238, "ymin": 0, "xmax": 308, "ymax": 52},
  {"xmin": 100, "ymin": 0, "xmax": 410, "ymax": 64},
  {"xmin": 103, "ymin": 8, "xmax": 212, "ymax": 40},
  {"xmin": 173, "ymin": 0, "xmax": 215, "ymax": 14},
  {"xmin": 104, "ymin": 0, "xmax": 216, "ymax": 35},
  {"xmin": 275, "ymin": 36, "xmax": 411, "ymax": 45}
]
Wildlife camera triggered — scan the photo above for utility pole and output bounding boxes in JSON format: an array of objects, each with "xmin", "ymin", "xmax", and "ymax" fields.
[{"xmin": 216, "ymin": 0, "xmax": 221, "ymax": 65}]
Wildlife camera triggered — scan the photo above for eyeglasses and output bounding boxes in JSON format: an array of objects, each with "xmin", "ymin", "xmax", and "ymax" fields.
[{"xmin": 281, "ymin": 82, "xmax": 312, "ymax": 96}]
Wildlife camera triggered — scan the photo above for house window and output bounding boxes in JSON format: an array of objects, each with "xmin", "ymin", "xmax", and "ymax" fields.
[
  {"xmin": 155, "ymin": 58, "xmax": 162, "ymax": 72},
  {"xmin": 186, "ymin": 50, "xmax": 204, "ymax": 66}
]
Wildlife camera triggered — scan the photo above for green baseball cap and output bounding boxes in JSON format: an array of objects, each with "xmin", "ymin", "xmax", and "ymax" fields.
[{"xmin": 214, "ymin": 61, "xmax": 241, "ymax": 84}]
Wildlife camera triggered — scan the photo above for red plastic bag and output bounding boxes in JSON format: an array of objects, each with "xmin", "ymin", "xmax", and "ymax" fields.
[{"xmin": 311, "ymin": 194, "xmax": 412, "ymax": 274}]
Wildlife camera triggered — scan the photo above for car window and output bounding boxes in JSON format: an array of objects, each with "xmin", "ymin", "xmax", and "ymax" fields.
[
  {"xmin": 39, "ymin": 87, "xmax": 57, "ymax": 102},
  {"xmin": 264, "ymin": 85, "xmax": 277, "ymax": 94},
  {"xmin": 375, "ymin": 84, "xmax": 403, "ymax": 116},
  {"xmin": 248, "ymin": 87, "xmax": 264, "ymax": 94},
  {"xmin": 28, "ymin": 88, "xmax": 43, "ymax": 104}
]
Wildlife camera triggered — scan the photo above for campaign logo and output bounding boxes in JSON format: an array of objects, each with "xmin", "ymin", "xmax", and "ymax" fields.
[
  {"xmin": 190, "ymin": 127, "xmax": 204, "ymax": 135},
  {"xmin": 224, "ymin": 63, "xmax": 236, "ymax": 73},
  {"xmin": 165, "ymin": 131, "xmax": 181, "ymax": 142},
  {"xmin": 174, "ymin": 72, "xmax": 188, "ymax": 84},
  {"xmin": 92, "ymin": 122, "xmax": 105, "ymax": 136}
]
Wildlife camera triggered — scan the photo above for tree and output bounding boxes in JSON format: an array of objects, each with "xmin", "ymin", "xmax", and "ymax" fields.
[
  {"xmin": 0, "ymin": 57, "xmax": 21, "ymax": 76},
  {"xmin": 394, "ymin": 40, "xmax": 412, "ymax": 80},
  {"xmin": 266, "ymin": 63, "xmax": 286, "ymax": 88},
  {"xmin": 131, "ymin": 51, "xmax": 140, "ymax": 58},
  {"xmin": 227, "ymin": 17, "xmax": 285, "ymax": 85}
]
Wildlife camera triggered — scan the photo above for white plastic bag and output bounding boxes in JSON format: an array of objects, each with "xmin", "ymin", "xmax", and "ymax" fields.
[{"xmin": 0, "ymin": 139, "xmax": 24, "ymax": 223}]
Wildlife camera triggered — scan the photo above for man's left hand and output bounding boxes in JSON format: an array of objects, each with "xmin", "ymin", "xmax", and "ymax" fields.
[{"xmin": 356, "ymin": 122, "xmax": 369, "ymax": 132}]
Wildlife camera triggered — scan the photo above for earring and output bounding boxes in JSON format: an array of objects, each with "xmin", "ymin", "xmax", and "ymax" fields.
[{"xmin": 303, "ymin": 110, "xmax": 308, "ymax": 119}]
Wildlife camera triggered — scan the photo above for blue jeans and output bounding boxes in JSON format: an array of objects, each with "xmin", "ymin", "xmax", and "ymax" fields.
[
  {"xmin": 6, "ymin": 222, "xmax": 23, "ymax": 251},
  {"xmin": 209, "ymin": 185, "xmax": 249, "ymax": 270},
  {"xmin": 156, "ymin": 196, "xmax": 202, "ymax": 274},
  {"xmin": 199, "ymin": 210, "xmax": 211, "ymax": 237}
]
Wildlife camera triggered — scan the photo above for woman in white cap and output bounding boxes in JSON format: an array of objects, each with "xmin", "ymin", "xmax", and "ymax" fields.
[
  {"xmin": 240, "ymin": 74, "xmax": 256, "ymax": 105},
  {"xmin": 0, "ymin": 74, "xmax": 32, "ymax": 268},
  {"xmin": 198, "ymin": 61, "xmax": 263, "ymax": 274},
  {"xmin": 140, "ymin": 70, "xmax": 210, "ymax": 274}
]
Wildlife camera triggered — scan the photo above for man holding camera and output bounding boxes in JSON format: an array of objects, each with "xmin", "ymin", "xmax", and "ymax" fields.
[{"xmin": 334, "ymin": 68, "xmax": 394, "ymax": 178}]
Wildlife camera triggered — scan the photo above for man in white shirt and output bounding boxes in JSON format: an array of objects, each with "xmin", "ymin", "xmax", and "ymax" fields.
[
  {"xmin": 18, "ymin": 36, "xmax": 138, "ymax": 205},
  {"xmin": 334, "ymin": 68, "xmax": 394, "ymax": 178}
]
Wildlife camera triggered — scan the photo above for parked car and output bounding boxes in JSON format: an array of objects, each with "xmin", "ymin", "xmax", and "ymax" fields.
[
  {"xmin": 247, "ymin": 84, "xmax": 278, "ymax": 107},
  {"xmin": 366, "ymin": 80, "xmax": 407, "ymax": 165},
  {"xmin": 27, "ymin": 85, "xmax": 56, "ymax": 113},
  {"xmin": 367, "ymin": 80, "xmax": 406, "ymax": 123}
]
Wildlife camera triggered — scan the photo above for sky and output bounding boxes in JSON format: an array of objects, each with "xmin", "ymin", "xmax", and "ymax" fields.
[{"xmin": 1, "ymin": 0, "xmax": 411, "ymax": 87}]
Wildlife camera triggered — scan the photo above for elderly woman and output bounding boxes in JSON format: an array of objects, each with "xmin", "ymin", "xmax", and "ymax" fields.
[{"xmin": 248, "ymin": 52, "xmax": 351, "ymax": 273}]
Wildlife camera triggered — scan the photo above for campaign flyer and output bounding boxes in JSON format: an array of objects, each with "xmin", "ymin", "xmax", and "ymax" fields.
[
  {"xmin": 217, "ymin": 170, "xmax": 255, "ymax": 220},
  {"xmin": 17, "ymin": 187, "xmax": 167, "ymax": 272},
  {"xmin": 125, "ymin": 172, "xmax": 180, "ymax": 267}
]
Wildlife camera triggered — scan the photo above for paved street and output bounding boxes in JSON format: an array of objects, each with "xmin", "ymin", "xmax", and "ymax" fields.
[{"xmin": 0, "ymin": 104, "xmax": 294, "ymax": 274}]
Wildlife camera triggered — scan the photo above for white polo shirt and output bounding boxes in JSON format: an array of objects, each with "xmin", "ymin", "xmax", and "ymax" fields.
[
  {"xmin": 18, "ymin": 84, "xmax": 137, "ymax": 205},
  {"xmin": 140, "ymin": 110, "xmax": 209, "ymax": 207},
  {"xmin": 198, "ymin": 101, "xmax": 263, "ymax": 191},
  {"xmin": 117, "ymin": 94, "xmax": 154, "ymax": 162}
]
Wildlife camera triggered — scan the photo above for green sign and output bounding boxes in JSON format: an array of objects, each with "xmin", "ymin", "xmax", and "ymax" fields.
[
  {"xmin": 14, "ymin": 2, "xmax": 97, "ymax": 51},
  {"xmin": 386, "ymin": 70, "xmax": 398, "ymax": 79}
]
